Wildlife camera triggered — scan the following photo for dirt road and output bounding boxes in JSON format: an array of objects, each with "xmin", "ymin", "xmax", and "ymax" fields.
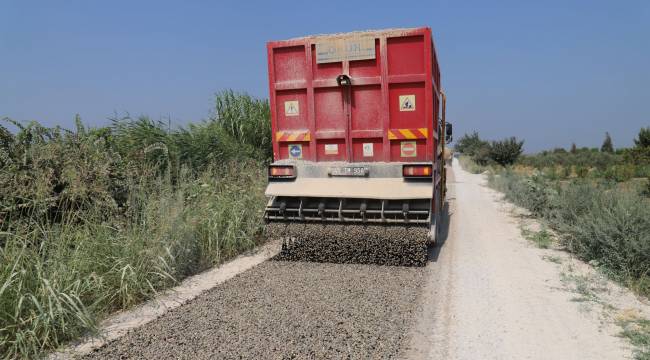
[
  {"xmin": 403, "ymin": 159, "xmax": 631, "ymax": 359},
  {"xmin": 83, "ymin": 159, "xmax": 632, "ymax": 359}
]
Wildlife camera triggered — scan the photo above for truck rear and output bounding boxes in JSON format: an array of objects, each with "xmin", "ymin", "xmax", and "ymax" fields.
[{"xmin": 264, "ymin": 27, "xmax": 450, "ymax": 266}]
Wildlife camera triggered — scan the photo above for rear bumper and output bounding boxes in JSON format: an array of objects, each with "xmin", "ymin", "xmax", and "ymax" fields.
[
  {"xmin": 265, "ymin": 161, "xmax": 433, "ymax": 200},
  {"xmin": 264, "ymin": 161, "xmax": 434, "ymax": 224},
  {"xmin": 265, "ymin": 177, "xmax": 432, "ymax": 199}
]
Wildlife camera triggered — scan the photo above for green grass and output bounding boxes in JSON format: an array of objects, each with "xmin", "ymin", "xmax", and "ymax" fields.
[
  {"xmin": 0, "ymin": 91, "xmax": 271, "ymax": 359},
  {"xmin": 458, "ymin": 155, "xmax": 489, "ymax": 174},
  {"xmin": 522, "ymin": 227, "xmax": 553, "ymax": 249},
  {"xmin": 619, "ymin": 319, "xmax": 650, "ymax": 360}
]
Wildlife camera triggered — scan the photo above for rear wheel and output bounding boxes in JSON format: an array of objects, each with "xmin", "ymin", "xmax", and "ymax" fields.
[{"xmin": 428, "ymin": 187, "xmax": 441, "ymax": 245}]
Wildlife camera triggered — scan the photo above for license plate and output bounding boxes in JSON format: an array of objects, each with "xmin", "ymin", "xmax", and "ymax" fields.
[{"xmin": 329, "ymin": 166, "xmax": 368, "ymax": 177}]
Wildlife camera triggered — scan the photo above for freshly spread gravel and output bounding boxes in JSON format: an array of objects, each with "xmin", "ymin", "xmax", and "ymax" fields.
[
  {"xmin": 84, "ymin": 261, "xmax": 425, "ymax": 359},
  {"xmin": 269, "ymin": 223, "xmax": 429, "ymax": 267}
]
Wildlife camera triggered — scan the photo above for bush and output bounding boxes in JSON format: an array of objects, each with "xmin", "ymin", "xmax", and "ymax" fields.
[
  {"xmin": 519, "ymin": 149, "xmax": 622, "ymax": 169},
  {"xmin": 563, "ymin": 189, "xmax": 650, "ymax": 290},
  {"xmin": 488, "ymin": 170, "xmax": 555, "ymax": 216},
  {"xmin": 489, "ymin": 137, "xmax": 524, "ymax": 166},
  {"xmin": 575, "ymin": 165, "xmax": 589, "ymax": 178},
  {"xmin": 0, "ymin": 162, "xmax": 267, "ymax": 358},
  {"xmin": 488, "ymin": 167, "xmax": 650, "ymax": 297},
  {"xmin": 625, "ymin": 146, "xmax": 650, "ymax": 166},
  {"xmin": 454, "ymin": 131, "xmax": 489, "ymax": 158},
  {"xmin": 459, "ymin": 155, "xmax": 488, "ymax": 173},
  {"xmin": 0, "ymin": 90, "xmax": 271, "ymax": 358}
]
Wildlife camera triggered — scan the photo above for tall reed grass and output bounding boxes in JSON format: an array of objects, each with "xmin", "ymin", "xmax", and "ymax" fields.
[{"xmin": 0, "ymin": 91, "xmax": 271, "ymax": 359}]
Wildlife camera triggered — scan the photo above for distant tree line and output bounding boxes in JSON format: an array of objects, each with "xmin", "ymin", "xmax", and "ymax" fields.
[{"xmin": 455, "ymin": 127, "xmax": 650, "ymax": 169}]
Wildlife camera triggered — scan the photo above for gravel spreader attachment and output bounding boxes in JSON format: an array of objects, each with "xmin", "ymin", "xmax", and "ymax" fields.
[{"xmin": 268, "ymin": 222, "xmax": 429, "ymax": 267}]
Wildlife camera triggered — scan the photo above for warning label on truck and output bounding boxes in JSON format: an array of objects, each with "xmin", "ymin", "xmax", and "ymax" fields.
[
  {"xmin": 288, "ymin": 144, "xmax": 302, "ymax": 159},
  {"xmin": 362, "ymin": 143, "xmax": 374, "ymax": 157},
  {"xmin": 315, "ymin": 36, "xmax": 375, "ymax": 64},
  {"xmin": 399, "ymin": 95, "xmax": 416, "ymax": 111},
  {"xmin": 400, "ymin": 141, "xmax": 417, "ymax": 157},
  {"xmin": 324, "ymin": 144, "xmax": 338, "ymax": 155},
  {"xmin": 284, "ymin": 101, "xmax": 299, "ymax": 116}
]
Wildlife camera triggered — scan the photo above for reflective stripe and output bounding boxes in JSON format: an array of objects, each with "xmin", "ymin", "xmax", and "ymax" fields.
[
  {"xmin": 388, "ymin": 128, "xmax": 429, "ymax": 140},
  {"xmin": 276, "ymin": 130, "xmax": 311, "ymax": 142},
  {"xmin": 399, "ymin": 129, "xmax": 416, "ymax": 139}
]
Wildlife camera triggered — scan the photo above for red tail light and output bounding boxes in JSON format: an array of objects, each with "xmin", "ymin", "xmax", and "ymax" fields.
[
  {"xmin": 268, "ymin": 165, "xmax": 296, "ymax": 179},
  {"xmin": 402, "ymin": 164, "xmax": 433, "ymax": 178}
]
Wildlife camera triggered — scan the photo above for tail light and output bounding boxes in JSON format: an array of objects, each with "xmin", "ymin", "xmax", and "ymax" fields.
[
  {"xmin": 403, "ymin": 164, "xmax": 433, "ymax": 178},
  {"xmin": 268, "ymin": 165, "xmax": 296, "ymax": 179}
]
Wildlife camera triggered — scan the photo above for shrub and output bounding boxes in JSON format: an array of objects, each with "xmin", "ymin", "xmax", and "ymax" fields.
[
  {"xmin": 0, "ymin": 162, "xmax": 267, "ymax": 358},
  {"xmin": 625, "ymin": 147, "xmax": 650, "ymax": 166},
  {"xmin": 455, "ymin": 131, "xmax": 489, "ymax": 157},
  {"xmin": 488, "ymin": 137, "xmax": 524, "ymax": 166},
  {"xmin": 603, "ymin": 164, "xmax": 637, "ymax": 182},
  {"xmin": 488, "ymin": 167, "xmax": 650, "ymax": 298},
  {"xmin": 488, "ymin": 170, "xmax": 555, "ymax": 216},
  {"xmin": 459, "ymin": 155, "xmax": 487, "ymax": 173},
  {"xmin": 519, "ymin": 148, "xmax": 622, "ymax": 170},
  {"xmin": 562, "ymin": 189, "xmax": 650, "ymax": 286},
  {"xmin": 0, "ymin": 90, "xmax": 272, "ymax": 358},
  {"xmin": 575, "ymin": 165, "xmax": 589, "ymax": 178}
]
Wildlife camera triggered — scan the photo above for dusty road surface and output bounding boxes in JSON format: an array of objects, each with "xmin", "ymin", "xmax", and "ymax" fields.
[
  {"xmin": 402, "ymin": 159, "xmax": 631, "ymax": 359},
  {"xmin": 83, "ymin": 159, "xmax": 632, "ymax": 359}
]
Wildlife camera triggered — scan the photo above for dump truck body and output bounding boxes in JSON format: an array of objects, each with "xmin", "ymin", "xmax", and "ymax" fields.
[{"xmin": 264, "ymin": 28, "xmax": 446, "ymax": 266}]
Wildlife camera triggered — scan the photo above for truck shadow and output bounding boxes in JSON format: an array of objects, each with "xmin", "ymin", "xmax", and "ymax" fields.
[{"xmin": 427, "ymin": 199, "xmax": 453, "ymax": 263}]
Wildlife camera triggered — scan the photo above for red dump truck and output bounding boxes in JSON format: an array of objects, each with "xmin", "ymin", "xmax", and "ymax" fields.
[{"xmin": 264, "ymin": 27, "xmax": 451, "ymax": 266}]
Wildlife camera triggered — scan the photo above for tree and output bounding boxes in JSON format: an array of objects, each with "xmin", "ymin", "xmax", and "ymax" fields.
[
  {"xmin": 625, "ymin": 127, "xmax": 650, "ymax": 165},
  {"xmin": 454, "ymin": 131, "xmax": 487, "ymax": 156},
  {"xmin": 634, "ymin": 127, "xmax": 650, "ymax": 148},
  {"xmin": 570, "ymin": 143, "xmax": 577, "ymax": 154},
  {"xmin": 601, "ymin": 132, "xmax": 614, "ymax": 153},
  {"xmin": 489, "ymin": 137, "xmax": 524, "ymax": 166},
  {"xmin": 454, "ymin": 131, "xmax": 489, "ymax": 157}
]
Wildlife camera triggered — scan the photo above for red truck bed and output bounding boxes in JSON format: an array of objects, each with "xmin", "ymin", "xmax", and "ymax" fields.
[{"xmin": 266, "ymin": 27, "xmax": 441, "ymax": 163}]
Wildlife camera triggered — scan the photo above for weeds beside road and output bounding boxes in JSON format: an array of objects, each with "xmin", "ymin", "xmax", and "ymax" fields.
[
  {"xmin": 487, "ymin": 169, "xmax": 650, "ymax": 296},
  {"xmin": 0, "ymin": 91, "xmax": 270, "ymax": 359}
]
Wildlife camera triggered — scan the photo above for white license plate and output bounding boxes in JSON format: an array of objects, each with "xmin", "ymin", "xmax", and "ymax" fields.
[{"xmin": 329, "ymin": 166, "xmax": 368, "ymax": 177}]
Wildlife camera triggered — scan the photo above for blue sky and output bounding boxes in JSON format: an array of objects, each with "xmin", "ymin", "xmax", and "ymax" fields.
[{"xmin": 1, "ymin": 0, "xmax": 648, "ymax": 152}]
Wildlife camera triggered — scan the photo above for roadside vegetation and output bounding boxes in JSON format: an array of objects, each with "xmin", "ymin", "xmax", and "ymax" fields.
[
  {"xmin": 456, "ymin": 128, "xmax": 650, "ymax": 359},
  {"xmin": 0, "ymin": 91, "xmax": 271, "ymax": 359},
  {"xmin": 457, "ymin": 128, "xmax": 650, "ymax": 295}
]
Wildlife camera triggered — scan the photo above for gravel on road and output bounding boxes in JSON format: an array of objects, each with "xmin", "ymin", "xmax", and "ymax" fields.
[
  {"xmin": 270, "ymin": 222, "xmax": 429, "ymax": 267},
  {"xmin": 80, "ymin": 159, "xmax": 640, "ymax": 360},
  {"xmin": 84, "ymin": 261, "xmax": 425, "ymax": 359}
]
